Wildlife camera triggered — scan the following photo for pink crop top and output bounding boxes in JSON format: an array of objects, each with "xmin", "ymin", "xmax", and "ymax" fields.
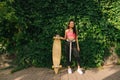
[{"xmin": 66, "ymin": 30, "xmax": 76, "ymax": 39}]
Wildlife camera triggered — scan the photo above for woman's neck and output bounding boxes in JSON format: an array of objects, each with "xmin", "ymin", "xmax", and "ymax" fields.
[{"xmin": 69, "ymin": 28, "xmax": 73, "ymax": 31}]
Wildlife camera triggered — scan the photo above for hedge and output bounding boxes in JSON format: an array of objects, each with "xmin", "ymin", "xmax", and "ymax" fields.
[{"xmin": 0, "ymin": 0, "xmax": 120, "ymax": 69}]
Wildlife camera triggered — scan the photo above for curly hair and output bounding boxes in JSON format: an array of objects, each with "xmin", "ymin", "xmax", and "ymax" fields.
[{"xmin": 67, "ymin": 19, "xmax": 77, "ymax": 35}]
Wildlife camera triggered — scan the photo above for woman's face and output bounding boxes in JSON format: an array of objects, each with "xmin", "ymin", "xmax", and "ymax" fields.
[{"xmin": 69, "ymin": 21, "xmax": 74, "ymax": 28}]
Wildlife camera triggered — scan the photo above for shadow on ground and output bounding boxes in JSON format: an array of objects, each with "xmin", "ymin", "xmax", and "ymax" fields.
[{"xmin": 103, "ymin": 70, "xmax": 120, "ymax": 80}]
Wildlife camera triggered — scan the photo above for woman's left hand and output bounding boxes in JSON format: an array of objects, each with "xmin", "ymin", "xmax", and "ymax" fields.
[{"xmin": 77, "ymin": 47, "xmax": 80, "ymax": 52}]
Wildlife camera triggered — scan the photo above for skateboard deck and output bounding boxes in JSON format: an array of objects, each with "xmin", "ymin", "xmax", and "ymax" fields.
[{"xmin": 52, "ymin": 36, "xmax": 62, "ymax": 74}]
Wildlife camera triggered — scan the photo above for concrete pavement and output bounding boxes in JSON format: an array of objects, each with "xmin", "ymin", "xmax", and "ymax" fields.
[{"xmin": 0, "ymin": 65, "xmax": 120, "ymax": 80}]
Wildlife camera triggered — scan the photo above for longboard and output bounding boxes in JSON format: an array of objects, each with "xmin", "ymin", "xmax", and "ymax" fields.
[{"xmin": 52, "ymin": 35, "xmax": 62, "ymax": 74}]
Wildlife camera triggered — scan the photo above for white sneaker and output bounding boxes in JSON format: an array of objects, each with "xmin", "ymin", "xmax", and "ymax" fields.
[
  {"xmin": 68, "ymin": 68, "xmax": 72, "ymax": 74},
  {"xmin": 77, "ymin": 68, "xmax": 83, "ymax": 74}
]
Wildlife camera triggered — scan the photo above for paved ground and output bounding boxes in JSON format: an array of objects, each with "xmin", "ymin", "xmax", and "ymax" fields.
[{"xmin": 0, "ymin": 65, "xmax": 120, "ymax": 80}]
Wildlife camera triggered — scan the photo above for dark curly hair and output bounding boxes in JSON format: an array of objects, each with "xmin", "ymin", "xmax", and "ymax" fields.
[{"xmin": 67, "ymin": 19, "xmax": 77, "ymax": 35}]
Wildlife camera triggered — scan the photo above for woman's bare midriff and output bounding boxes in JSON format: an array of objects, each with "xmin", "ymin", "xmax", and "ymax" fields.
[{"xmin": 67, "ymin": 38, "xmax": 75, "ymax": 41}]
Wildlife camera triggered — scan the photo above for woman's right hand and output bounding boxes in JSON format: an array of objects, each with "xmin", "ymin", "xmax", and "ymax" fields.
[
  {"xmin": 53, "ymin": 36, "xmax": 60, "ymax": 39},
  {"xmin": 53, "ymin": 36, "xmax": 61, "ymax": 39}
]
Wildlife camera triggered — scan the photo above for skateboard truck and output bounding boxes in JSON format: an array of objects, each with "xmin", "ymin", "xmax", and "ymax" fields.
[{"xmin": 52, "ymin": 65, "xmax": 62, "ymax": 74}]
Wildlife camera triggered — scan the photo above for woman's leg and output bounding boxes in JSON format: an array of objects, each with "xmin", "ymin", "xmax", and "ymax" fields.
[
  {"xmin": 65, "ymin": 41, "xmax": 72, "ymax": 73},
  {"xmin": 65, "ymin": 41, "xmax": 71, "ymax": 66},
  {"xmin": 72, "ymin": 44, "xmax": 81, "ymax": 66},
  {"xmin": 72, "ymin": 42, "xmax": 83, "ymax": 74}
]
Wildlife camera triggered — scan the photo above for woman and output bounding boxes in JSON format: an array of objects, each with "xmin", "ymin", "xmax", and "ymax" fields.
[{"xmin": 61, "ymin": 19, "xmax": 83, "ymax": 74}]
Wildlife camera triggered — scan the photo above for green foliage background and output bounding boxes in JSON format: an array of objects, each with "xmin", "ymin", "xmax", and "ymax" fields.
[{"xmin": 0, "ymin": 0, "xmax": 120, "ymax": 69}]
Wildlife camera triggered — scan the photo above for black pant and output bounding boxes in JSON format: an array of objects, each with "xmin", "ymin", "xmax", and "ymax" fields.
[{"xmin": 65, "ymin": 41, "xmax": 81, "ymax": 66}]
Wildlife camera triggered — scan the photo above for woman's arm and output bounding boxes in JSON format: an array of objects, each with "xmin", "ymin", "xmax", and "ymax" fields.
[
  {"xmin": 60, "ymin": 30, "xmax": 67, "ymax": 40},
  {"xmin": 76, "ymin": 36, "xmax": 80, "ymax": 51}
]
